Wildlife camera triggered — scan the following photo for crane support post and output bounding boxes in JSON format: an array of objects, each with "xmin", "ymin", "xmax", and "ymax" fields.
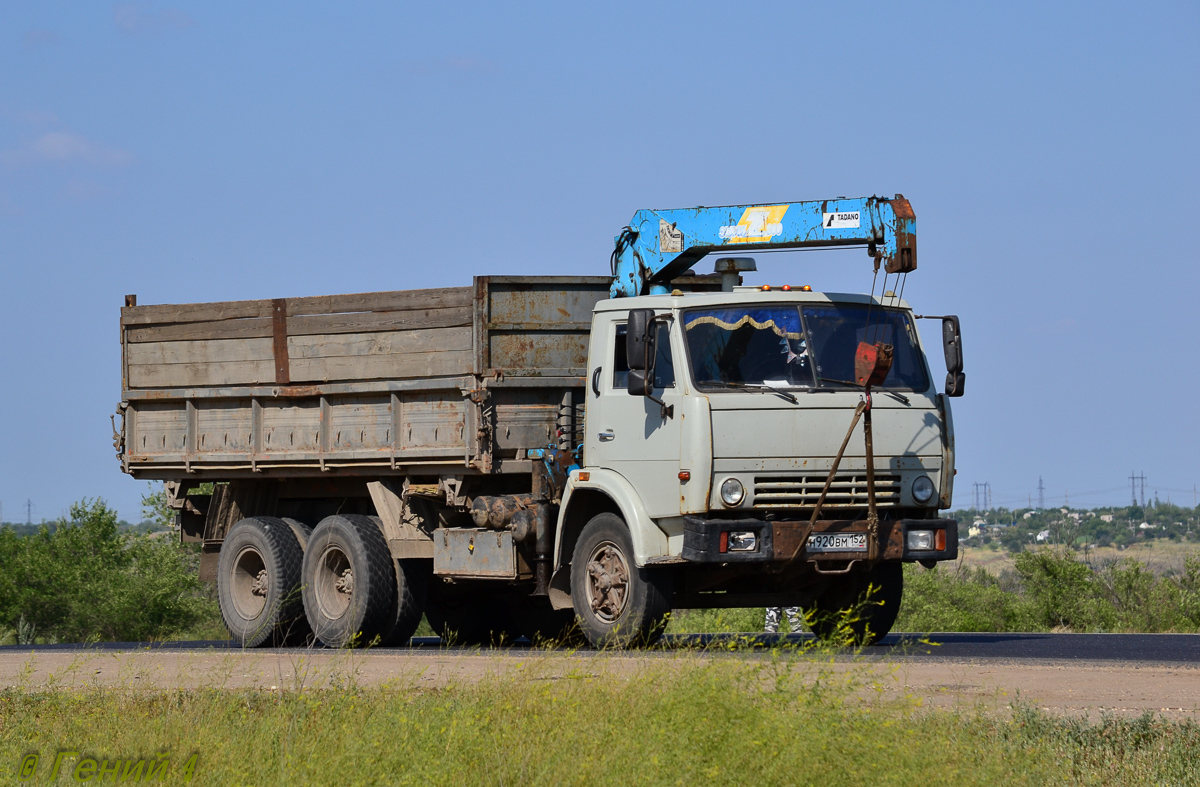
[{"xmin": 609, "ymin": 194, "xmax": 915, "ymax": 298}]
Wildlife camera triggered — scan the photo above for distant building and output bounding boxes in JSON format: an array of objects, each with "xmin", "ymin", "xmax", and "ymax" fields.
[
  {"xmin": 1023, "ymin": 511, "xmax": 1035, "ymax": 520},
  {"xmin": 1100, "ymin": 514, "xmax": 1114, "ymax": 522},
  {"xmin": 1139, "ymin": 522, "xmax": 1155, "ymax": 530},
  {"xmin": 1036, "ymin": 529, "xmax": 1051, "ymax": 542}
]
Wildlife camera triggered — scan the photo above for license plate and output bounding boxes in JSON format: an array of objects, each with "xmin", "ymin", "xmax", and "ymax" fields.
[{"xmin": 807, "ymin": 532, "xmax": 867, "ymax": 552}]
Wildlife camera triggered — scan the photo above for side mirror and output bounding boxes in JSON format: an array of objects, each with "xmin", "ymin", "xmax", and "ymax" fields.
[
  {"xmin": 942, "ymin": 316, "xmax": 964, "ymax": 397},
  {"xmin": 941, "ymin": 316, "xmax": 963, "ymax": 374},
  {"xmin": 625, "ymin": 309, "xmax": 674, "ymax": 419},
  {"xmin": 626, "ymin": 309, "xmax": 656, "ymax": 371}
]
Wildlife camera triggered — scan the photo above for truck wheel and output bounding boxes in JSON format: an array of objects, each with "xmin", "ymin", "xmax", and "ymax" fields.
[
  {"xmin": 425, "ymin": 582, "xmax": 517, "ymax": 646},
  {"xmin": 807, "ymin": 561, "xmax": 903, "ymax": 645},
  {"xmin": 301, "ymin": 514, "xmax": 396, "ymax": 648},
  {"xmin": 217, "ymin": 516, "xmax": 309, "ymax": 647},
  {"xmin": 570, "ymin": 513, "xmax": 672, "ymax": 649},
  {"xmin": 281, "ymin": 517, "xmax": 312, "ymax": 551}
]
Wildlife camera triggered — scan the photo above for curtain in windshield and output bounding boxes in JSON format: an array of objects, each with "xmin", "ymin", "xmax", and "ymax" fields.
[
  {"xmin": 683, "ymin": 307, "xmax": 813, "ymax": 386},
  {"xmin": 682, "ymin": 304, "xmax": 929, "ymax": 391}
]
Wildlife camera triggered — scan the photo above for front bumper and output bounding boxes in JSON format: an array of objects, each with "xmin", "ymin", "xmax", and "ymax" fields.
[{"xmin": 681, "ymin": 516, "xmax": 958, "ymax": 564}]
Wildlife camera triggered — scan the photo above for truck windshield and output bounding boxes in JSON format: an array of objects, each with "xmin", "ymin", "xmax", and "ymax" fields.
[{"xmin": 682, "ymin": 304, "xmax": 929, "ymax": 391}]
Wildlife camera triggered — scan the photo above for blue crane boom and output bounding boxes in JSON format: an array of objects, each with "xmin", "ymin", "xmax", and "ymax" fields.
[{"xmin": 609, "ymin": 194, "xmax": 916, "ymax": 298}]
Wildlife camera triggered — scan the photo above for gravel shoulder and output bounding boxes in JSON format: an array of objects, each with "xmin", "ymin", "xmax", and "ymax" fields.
[{"xmin": 2, "ymin": 646, "xmax": 1198, "ymax": 720}]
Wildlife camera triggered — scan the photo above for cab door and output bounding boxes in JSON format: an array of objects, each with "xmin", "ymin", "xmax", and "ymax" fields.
[{"xmin": 586, "ymin": 314, "xmax": 683, "ymax": 518}]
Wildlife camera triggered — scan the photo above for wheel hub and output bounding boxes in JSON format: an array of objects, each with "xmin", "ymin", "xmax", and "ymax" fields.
[
  {"xmin": 314, "ymin": 546, "xmax": 355, "ymax": 621},
  {"xmin": 585, "ymin": 543, "xmax": 630, "ymax": 623},
  {"xmin": 250, "ymin": 570, "xmax": 269, "ymax": 597},
  {"xmin": 230, "ymin": 546, "xmax": 269, "ymax": 620}
]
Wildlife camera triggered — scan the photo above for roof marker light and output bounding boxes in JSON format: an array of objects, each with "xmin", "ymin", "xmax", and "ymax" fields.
[
  {"xmin": 781, "ymin": 285, "xmax": 791, "ymax": 291},
  {"xmin": 760, "ymin": 285, "xmax": 771, "ymax": 291},
  {"xmin": 800, "ymin": 285, "xmax": 812, "ymax": 292}
]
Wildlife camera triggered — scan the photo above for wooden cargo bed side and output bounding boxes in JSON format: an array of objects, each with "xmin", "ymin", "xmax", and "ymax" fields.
[{"xmin": 122, "ymin": 287, "xmax": 474, "ymax": 392}]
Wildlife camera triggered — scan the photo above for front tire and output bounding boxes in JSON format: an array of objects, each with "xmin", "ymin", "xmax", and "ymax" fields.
[
  {"xmin": 301, "ymin": 514, "xmax": 396, "ymax": 647},
  {"xmin": 570, "ymin": 513, "xmax": 672, "ymax": 649},
  {"xmin": 807, "ymin": 561, "xmax": 903, "ymax": 645},
  {"xmin": 217, "ymin": 516, "xmax": 308, "ymax": 647}
]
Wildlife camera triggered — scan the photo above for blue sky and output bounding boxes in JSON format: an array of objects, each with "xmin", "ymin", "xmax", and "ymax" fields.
[{"xmin": 1, "ymin": 1, "xmax": 1197, "ymax": 522}]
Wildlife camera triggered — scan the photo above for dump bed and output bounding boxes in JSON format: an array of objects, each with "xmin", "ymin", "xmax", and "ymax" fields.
[{"xmin": 118, "ymin": 276, "xmax": 611, "ymax": 478}]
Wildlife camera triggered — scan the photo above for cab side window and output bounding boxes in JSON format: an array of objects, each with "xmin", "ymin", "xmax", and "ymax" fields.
[
  {"xmin": 612, "ymin": 323, "xmax": 674, "ymax": 390},
  {"xmin": 613, "ymin": 324, "xmax": 630, "ymax": 389}
]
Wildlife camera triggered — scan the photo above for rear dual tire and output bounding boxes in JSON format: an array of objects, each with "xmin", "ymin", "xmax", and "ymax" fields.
[
  {"xmin": 217, "ymin": 517, "xmax": 311, "ymax": 647},
  {"xmin": 301, "ymin": 514, "xmax": 428, "ymax": 648},
  {"xmin": 219, "ymin": 514, "xmax": 427, "ymax": 648}
]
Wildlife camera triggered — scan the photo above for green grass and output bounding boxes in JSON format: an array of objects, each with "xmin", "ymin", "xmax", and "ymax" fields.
[
  {"xmin": 2, "ymin": 657, "xmax": 1196, "ymax": 785},
  {"xmin": 667, "ymin": 606, "xmax": 774, "ymax": 635}
]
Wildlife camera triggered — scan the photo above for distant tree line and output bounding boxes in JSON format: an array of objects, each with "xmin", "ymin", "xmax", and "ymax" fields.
[{"xmin": 954, "ymin": 503, "xmax": 1200, "ymax": 552}]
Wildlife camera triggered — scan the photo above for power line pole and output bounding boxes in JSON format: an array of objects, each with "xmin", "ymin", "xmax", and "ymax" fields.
[
  {"xmin": 1038, "ymin": 476, "xmax": 1045, "ymax": 509},
  {"xmin": 1130, "ymin": 471, "xmax": 1147, "ymax": 507},
  {"xmin": 972, "ymin": 482, "xmax": 992, "ymax": 511},
  {"xmin": 25, "ymin": 499, "xmax": 32, "ymax": 525}
]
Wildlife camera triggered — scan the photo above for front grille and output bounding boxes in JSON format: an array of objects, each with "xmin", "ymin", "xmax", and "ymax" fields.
[{"xmin": 752, "ymin": 474, "xmax": 902, "ymax": 509}]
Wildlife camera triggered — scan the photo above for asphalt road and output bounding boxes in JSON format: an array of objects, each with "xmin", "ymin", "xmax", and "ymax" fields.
[{"xmin": 3, "ymin": 632, "xmax": 1198, "ymax": 663}]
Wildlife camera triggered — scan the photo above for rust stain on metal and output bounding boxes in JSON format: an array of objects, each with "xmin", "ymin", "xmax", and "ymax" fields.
[
  {"xmin": 275, "ymin": 385, "xmax": 321, "ymax": 398},
  {"xmin": 272, "ymin": 298, "xmax": 290, "ymax": 385},
  {"xmin": 770, "ymin": 521, "xmax": 813, "ymax": 561},
  {"xmin": 883, "ymin": 521, "xmax": 905, "ymax": 559}
]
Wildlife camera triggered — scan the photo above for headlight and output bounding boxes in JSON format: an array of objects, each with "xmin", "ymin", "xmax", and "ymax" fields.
[
  {"xmin": 907, "ymin": 530, "xmax": 934, "ymax": 550},
  {"xmin": 911, "ymin": 476, "xmax": 935, "ymax": 504},
  {"xmin": 727, "ymin": 531, "xmax": 757, "ymax": 552},
  {"xmin": 907, "ymin": 528, "xmax": 947, "ymax": 552},
  {"xmin": 719, "ymin": 478, "xmax": 745, "ymax": 507}
]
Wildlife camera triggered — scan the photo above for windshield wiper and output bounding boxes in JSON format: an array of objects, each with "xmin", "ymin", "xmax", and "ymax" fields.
[
  {"xmin": 699, "ymin": 380, "xmax": 799, "ymax": 404},
  {"xmin": 814, "ymin": 377, "xmax": 909, "ymax": 404},
  {"xmin": 816, "ymin": 376, "xmax": 859, "ymax": 387}
]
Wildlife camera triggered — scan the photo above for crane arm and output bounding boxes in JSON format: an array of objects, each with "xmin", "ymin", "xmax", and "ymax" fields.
[{"xmin": 609, "ymin": 194, "xmax": 915, "ymax": 298}]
